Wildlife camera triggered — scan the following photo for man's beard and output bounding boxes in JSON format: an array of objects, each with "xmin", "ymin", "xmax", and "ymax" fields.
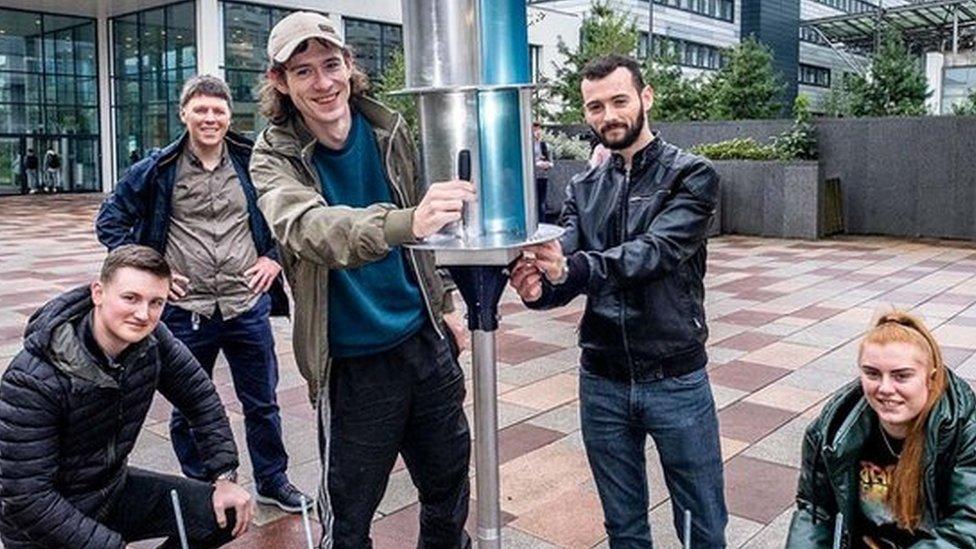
[{"xmin": 591, "ymin": 101, "xmax": 645, "ymax": 151}]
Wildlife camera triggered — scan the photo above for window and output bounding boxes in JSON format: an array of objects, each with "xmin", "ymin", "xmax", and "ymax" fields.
[
  {"xmin": 343, "ymin": 18, "xmax": 403, "ymax": 80},
  {"xmin": 941, "ymin": 66, "xmax": 976, "ymax": 114},
  {"xmin": 653, "ymin": 0, "xmax": 735, "ymax": 23},
  {"xmin": 799, "ymin": 26, "xmax": 830, "ymax": 46},
  {"xmin": 0, "ymin": 11, "xmax": 98, "ymax": 135},
  {"xmin": 799, "ymin": 63, "xmax": 831, "ymax": 88},
  {"xmin": 111, "ymin": 1, "xmax": 195, "ymax": 174},
  {"xmin": 529, "ymin": 44, "xmax": 542, "ymax": 83},
  {"xmin": 0, "ymin": 8, "xmax": 100, "ymax": 193},
  {"xmin": 221, "ymin": 1, "xmax": 297, "ymax": 137},
  {"xmin": 648, "ymin": 33, "xmax": 727, "ymax": 70},
  {"xmin": 810, "ymin": 0, "xmax": 877, "ymax": 15}
]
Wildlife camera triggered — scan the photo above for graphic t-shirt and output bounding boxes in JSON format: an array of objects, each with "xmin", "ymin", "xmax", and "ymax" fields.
[{"xmin": 853, "ymin": 426, "xmax": 922, "ymax": 549}]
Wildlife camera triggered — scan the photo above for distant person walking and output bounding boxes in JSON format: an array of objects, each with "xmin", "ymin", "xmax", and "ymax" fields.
[
  {"xmin": 533, "ymin": 122, "xmax": 553, "ymax": 222},
  {"xmin": 44, "ymin": 148, "xmax": 62, "ymax": 192},
  {"xmin": 25, "ymin": 149, "xmax": 40, "ymax": 193}
]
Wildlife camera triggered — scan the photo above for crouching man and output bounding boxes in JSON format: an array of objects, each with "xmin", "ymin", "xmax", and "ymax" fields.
[{"xmin": 0, "ymin": 245, "xmax": 252, "ymax": 548}]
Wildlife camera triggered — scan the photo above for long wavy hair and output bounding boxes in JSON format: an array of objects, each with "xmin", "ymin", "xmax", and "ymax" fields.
[
  {"xmin": 257, "ymin": 38, "xmax": 370, "ymax": 126},
  {"xmin": 858, "ymin": 311, "xmax": 948, "ymax": 531}
]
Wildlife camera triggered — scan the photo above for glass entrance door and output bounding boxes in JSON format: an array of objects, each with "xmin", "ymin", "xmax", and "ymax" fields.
[{"xmin": 0, "ymin": 137, "xmax": 24, "ymax": 195}]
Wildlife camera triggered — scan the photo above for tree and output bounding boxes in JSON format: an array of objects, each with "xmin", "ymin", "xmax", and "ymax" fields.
[
  {"xmin": 644, "ymin": 51, "xmax": 711, "ymax": 121},
  {"xmin": 707, "ymin": 37, "xmax": 784, "ymax": 120},
  {"xmin": 371, "ymin": 49, "xmax": 418, "ymax": 139},
  {"xmin": 550, "ymin": 1, "xmax": 639, "ymax": 123},
  {"xmin": 846, "ymin": 29, "xmax": 929, "ymax": 117}
]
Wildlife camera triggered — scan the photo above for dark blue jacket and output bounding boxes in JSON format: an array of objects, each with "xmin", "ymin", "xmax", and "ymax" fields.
[{"xmin": 95, "ymin": 131, "xmax": 288, "ymax": 316}]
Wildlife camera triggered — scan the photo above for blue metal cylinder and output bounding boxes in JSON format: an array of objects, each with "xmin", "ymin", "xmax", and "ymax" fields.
[
  {"xmin": 475, "ymin": 0, "xmax": 532, "ymax": 239},
  {"xmin": 478, "ymin": 0, "xmax": 531, "ymax": 85},
  {"xmin": 477, "ymin": 89, "xmax": 526, "ymax": 238}
]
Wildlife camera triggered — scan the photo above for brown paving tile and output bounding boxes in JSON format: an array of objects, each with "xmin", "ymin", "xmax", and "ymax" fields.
[
  {"xmin": 708, "ymin": 361, "xmax": 791, "ymax": 392},
  {"xmin": 509, "ymin": 483, "xmax": 606, "ymax": 548},
  {"xmin": 719, "ymin": 401, "xmax": 797, "ymax": 443},
  {"xmin": 372, "ymin": 501, "xmax": 514, "ymax": 549},
  {"xmin": 225, "ymin": 515, "xmax": 318, "ymax": 548},
  {"xmin": 715, "ymin": 331, "xmax": 781, "ymax": 352},
  {"xmin": 496, "ymin": 338, "xmax": 564, "ymax": 365},
  {"xmin": 0, "ymin": 289, "xmax": 59, "ymax": 307},
  {"xmin": 790, "ymin": 305, "xmax": 844, "ymax": 321},
  {"xmin": 713, "ymin": 276, "xmax": 784, "ymax": 293},
  {"xmin": 723, "ymin": 455, "xmax": 800, "ymax": 524},
  {"xmin": 498, "ymin": 423, "xmax": 564, "ymax": 464},
  {"xmin": 735, "ymin": 289, "xmax": 789, "ymax": 302},
  {"xmin": 715, "ymin": 310, "xmax": 781, "ymax": 327}
]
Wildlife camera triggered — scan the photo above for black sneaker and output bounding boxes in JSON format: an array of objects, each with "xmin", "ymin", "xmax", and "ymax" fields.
[{"xmin": 255, "ymin": 482, "xmax": 314, "ymax": 514}]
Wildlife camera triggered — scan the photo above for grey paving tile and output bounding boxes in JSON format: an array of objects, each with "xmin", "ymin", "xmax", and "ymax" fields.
[
  {"xmin": 741, "ymin": 507, "xmax": 794, "ymax": 549},
  {"xmin": 497, "ymin": 355, "xmax": 576, "ymax": 387},
  {"xmin": 743, "ymin": 414, "xmax": 814, "ymax": 469},
  {"xmin": 780, "ymin": 367, "xmax": 856, "ymax": 394},
  {"xmin": 501, "ymin": 526, "xmax": 562, "ymax": 549},
  {"xmin": 377, "ymin": 468, "xmax": 419, "ymax": 515},
  {"xmin": 527, "ymin": 401, "xmax": 580, "ymax": 434}
]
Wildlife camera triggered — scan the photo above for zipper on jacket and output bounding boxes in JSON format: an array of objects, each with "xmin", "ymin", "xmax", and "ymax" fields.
[{"xmin": 618, "ymin": 167, "xmax": 635, "ymax": 379}]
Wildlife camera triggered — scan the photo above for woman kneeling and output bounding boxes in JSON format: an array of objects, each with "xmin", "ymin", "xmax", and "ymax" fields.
[{"xmin": 787, "ymin": 311, "xmax": 976, "ymax": 548}]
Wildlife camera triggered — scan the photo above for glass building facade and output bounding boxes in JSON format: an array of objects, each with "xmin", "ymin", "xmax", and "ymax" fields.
[
  {"xmin": 343, "ymin": 18, "xmax": 403, "ymax": 79},
  {"xmin": 0, "ymin": 8, "xmax": 99, "ymax": 194},
  {"xmin": 111, "ymin": 1, "xmax": 196, "ymax": 174},
  {"xmin": 222, "ymin": 1, "xmax": 295, "ymax": 137}
]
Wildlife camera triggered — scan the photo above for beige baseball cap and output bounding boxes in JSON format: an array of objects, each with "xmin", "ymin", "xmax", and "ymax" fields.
[{"xmin": 267, "ymin": 12, "xmax": 344, "ymax": 64}]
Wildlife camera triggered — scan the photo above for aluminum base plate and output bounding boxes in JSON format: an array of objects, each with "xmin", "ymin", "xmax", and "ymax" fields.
[{"xmin": 405, "ymin": 223, "xmax": 564, "ymax": 266}]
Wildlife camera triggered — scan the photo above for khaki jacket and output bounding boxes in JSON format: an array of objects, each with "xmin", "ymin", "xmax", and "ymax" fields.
[{"xmin": 250, "ymin": 95, "xmax": 450, "ymax": 403}]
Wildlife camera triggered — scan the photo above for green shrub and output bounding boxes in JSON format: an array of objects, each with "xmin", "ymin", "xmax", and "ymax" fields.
[
  {"xmin": 691, "ymin": 138, "xmax": 785, "ymax": 161},
  {"xmin": 542, "ymin": 130, "xmax": 590, "ymax": 161},
  {"xmin": 771, "ymin": 95, "xmax": 818, "ymax": 160}
]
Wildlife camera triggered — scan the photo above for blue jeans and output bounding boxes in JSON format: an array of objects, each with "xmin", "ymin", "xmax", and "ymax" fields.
[
  {"xmin": 165, "ymin": 294, "xmax": 288, "ymax": 493},
  {"xmin": 580, "ymin": 366, "xmax": 727, "ymax": 548}
]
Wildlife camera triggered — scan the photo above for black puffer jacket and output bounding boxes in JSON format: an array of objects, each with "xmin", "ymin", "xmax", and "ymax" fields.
[
  {"xmin": 529, "ymin": 136, "xmax": 718, "ymax": 381},
  {"xmin": 0, "ymin": 287, "xmax": 238, "ymax": 548}
]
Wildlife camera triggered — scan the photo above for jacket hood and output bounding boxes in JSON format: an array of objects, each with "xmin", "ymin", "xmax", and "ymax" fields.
[
  {"xmin": 23, "ymin": 285, "xmax": 93, "ymax": 360},
  {"xmin": 22, "ymin": 285, "xmax": 147, "ymax": 389}
]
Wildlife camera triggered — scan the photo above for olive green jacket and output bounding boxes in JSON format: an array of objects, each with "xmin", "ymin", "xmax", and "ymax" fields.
[
  {"xmin": 786, "ymin": 368, "xmax": 976, "ymax": 548},
  {"xmin": 249, "ymin": 95, "xmax": 450, "ymax": 403}
]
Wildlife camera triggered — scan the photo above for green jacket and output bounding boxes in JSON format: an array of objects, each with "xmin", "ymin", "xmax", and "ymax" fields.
[
  {"xmin": 249, "ymin": 95, "xmax": 451, "ymax": 403},
  {"xmin": 786, "ymin": 369, "xmax": 976, "ymax": 548}
]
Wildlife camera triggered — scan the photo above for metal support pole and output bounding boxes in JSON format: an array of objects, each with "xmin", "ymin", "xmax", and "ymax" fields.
[
  {"xmin": 472, "ymin": 329, "xmax": 501, "ymax": 548},
  {"xmin": 953, "ymin": 7, "xmax": 959, "ymax": 55}
]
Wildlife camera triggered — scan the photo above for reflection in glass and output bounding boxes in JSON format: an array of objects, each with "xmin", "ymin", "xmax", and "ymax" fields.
[
  {"xmin": 111, "ymin": 1, "xmax": 197, "ymax": 174},
  {"xmin": 0, "ymin": 7, "xmax": 100, "ymax": 193},
  {"xmin": 221, "ymin": 1, "xmax": 304, "ymax": 137}
]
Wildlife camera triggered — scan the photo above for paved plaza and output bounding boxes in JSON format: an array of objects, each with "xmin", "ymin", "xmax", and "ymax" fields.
[{"xmin": 1, "ymin": 194, "xmax": 976, "ymax": 548}]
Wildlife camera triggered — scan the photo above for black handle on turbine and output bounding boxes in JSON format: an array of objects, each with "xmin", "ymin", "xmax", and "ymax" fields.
[{"xmin": 457, "ymin": 149, "xmax": 471, "ymax": 181}]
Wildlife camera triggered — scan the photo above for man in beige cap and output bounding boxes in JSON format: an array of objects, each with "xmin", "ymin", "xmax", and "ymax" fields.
[{"xmin": 250, "ymin": 11, "xmax": 473, "ymax": 549}]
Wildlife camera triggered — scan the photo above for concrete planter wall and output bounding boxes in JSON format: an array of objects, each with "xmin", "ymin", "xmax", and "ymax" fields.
[
  {"xmin": 544, "ymin": 159, "xmax": 588, "ymax": 220},
  {"xmin": 713, "ymin": 160, "xmax": 822, "ymax": 239}
]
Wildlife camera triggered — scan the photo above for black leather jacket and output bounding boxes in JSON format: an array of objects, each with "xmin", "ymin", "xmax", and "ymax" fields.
[{"xmin": 528, "ymin": 136, "xmax": 719, "ymax": 381}]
